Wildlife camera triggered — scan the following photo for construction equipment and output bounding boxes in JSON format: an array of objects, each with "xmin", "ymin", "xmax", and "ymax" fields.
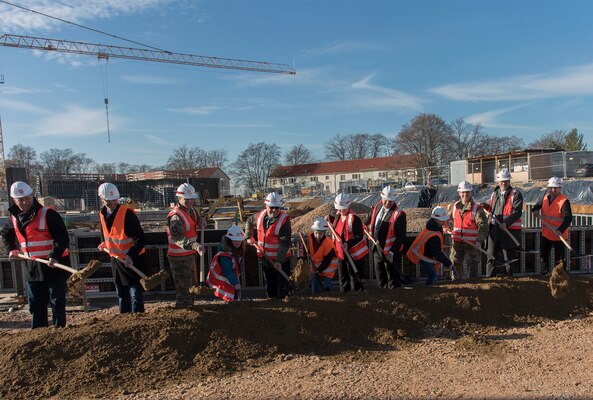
[
  {"xmin": 16, "ymin": 254, "xmax": 100, "ymax": 296},
  {"xmin": 103, "ymin": 250, "xmax": 169, "ymax": 291}
]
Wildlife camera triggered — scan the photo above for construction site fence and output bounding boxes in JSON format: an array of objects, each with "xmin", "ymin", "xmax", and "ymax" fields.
[{"xmin": 1, "ymin": 224, "xmax": 591, "ymax": 297}]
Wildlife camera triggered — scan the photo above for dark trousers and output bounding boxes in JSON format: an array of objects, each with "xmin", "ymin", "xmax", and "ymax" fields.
[
  {"xmin": 262, "ymin": 260, "xmax": 291, "ymax": 299},
  {"xmin": 115, "ymin": 282, "xmax": 145, "ymax": 313},
  {"xmin": 485, "ymin": 237, "xmax": 515, "ymax": 277},
  {"xmin": 541, "ymin": 236, "xmax": 567, "ymax": 272},
  {"xmin": 26, "ymin": 277, "xmax": 67, "ymax": 329},
  {"xmin": 337, "ymin": 257, "xmax": 364, "ymax": 292},
  {"xmin": 372, "ymin": 249, "xmax": 402, "ymax": 289}
]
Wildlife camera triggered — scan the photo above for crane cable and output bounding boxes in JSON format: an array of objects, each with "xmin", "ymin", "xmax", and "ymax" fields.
[{"xmin": 99, "ymin": 57, "xmax": 111, "ymax": 143}]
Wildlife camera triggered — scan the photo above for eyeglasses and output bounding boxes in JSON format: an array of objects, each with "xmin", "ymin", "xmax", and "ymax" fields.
[{"xmin": 269, "ymin": 206, "xmax": 280, "ymax": 210}]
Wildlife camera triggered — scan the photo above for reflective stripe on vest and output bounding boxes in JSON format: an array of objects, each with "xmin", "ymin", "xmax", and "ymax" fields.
[
  {"xmin": 332, "ymin": 210, "xmax": 369, "ymax": 261},
  {"xmin": 406, "ymin": 228, "xmax": 442, "ymax": 265},
  {"xmin": 369, "ymin": 201, "xmax": 404, "ymax": 255},
  {"xmin": 451, "ymin": 200, "xmax": 481, "ymax": 245},
  {"xmin": 489, "ymin": 189, "xmax": 522, "ymax": 230},
  {"xmin": 12, "ymin": 206, "xmax": 68, "ymax": 260},
  {"xmin": 167, "ymin": 206, "xmax": 198, "ymax": 257},
  {"xmin": 100, "ymin": 206, "xmax": 145, "ymax": 259},
  {"xmin": 206, "ymin": 251, "xmax": 239, "ymax": 302},
  {"xmin": 541, "ymin": 193, "xmax": 568, "ymax": 241},
  {"xmin": 308, "ymin": 233, "xmax": 338, "ymax": 278},
  {"xmin": 255, "ymin": 209, "xmax": 292, "ymax": 261}
]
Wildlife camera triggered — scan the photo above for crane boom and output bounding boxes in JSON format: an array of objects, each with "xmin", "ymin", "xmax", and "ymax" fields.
[{"xmin": 0, "ymin": 34, "xmax": 296, "ymax": 75}]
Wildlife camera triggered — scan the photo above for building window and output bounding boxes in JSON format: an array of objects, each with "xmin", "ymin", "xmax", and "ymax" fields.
[
  {"xmin": 325, "ymin": 185, "xmax": 330, "ymax": 190},
  {"xmin": 340, "ymin": 175, "xmax": 345, "ymax": 181},
  {"xmin": 288, "ymin": 177, "xmax": 296, "ymax": 183},
  {"xmin": 352, "ymin": 173, "xmax": 360, "ymax": 179},
  {"xmin": 310, "ymin": 177, "xmax": 318, "ymax": 182},
  {"xmin": 325, "ymin": 176, "xmax": 330, "ymax": 180},
  {"xmin": 378, "ymin": 172, "xmax": 386, "ymax": 178}
]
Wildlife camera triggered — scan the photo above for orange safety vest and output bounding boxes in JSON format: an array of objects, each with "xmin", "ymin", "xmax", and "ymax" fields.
[
  {"xmin": 406, "ymin": 228, "xmax": 442, "ymax": 271},
  {"xmin": 167, "ymin": 206, "xmax": 198, "ymax": 257},
  {"xmin": 369, "ymin": 201, "xmax": 404, "ymax": 254},
  {"xmin": 308, "ymin": 233, "xmax": 338, "ymax": 278},
  {"xmin": 100, "ymin": 206, "xmax": 145, "ymax": 259},
  {"xmin": 332, "ymin": 210, "xmax": 369, "ymax": 261},
  {"xmin": 451, "ymin": 200, "xmax": 481, "ymax": 245},
  {"xmin": 489, "ymin": 189, "xmax": 522, "ymax": 230},
  {"xmin": 255, "ymin": 209, "xmax": 292, "ymax": 261},
  {"xmin": 541, "ymin": 193, "xmax": 568, "ymax": 241},
  {"xmin": 12, "ymin": 206, "xmax": 68, "ymax": 260},
  {"xmin": 206, "ymin": 251, "xmax": 239, "ymax": 302}
]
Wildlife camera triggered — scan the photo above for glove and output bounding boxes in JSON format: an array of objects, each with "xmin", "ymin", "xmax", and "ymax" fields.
[
  {"xmin": 192, "ymin": 242, "xmax": 204, "ymax": 255},
  {"xmin": 48, "ymin": 258, "xmax": 57, "ymax": 268},
  {"xmin": 8, "ymin": 250, "xmax": 20, "ymax": 260}
]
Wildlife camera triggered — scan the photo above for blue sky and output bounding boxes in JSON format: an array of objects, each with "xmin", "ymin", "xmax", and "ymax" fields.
[{"xmin": 1, "ymin": 0, "xmax": 593, "ymax": 170}]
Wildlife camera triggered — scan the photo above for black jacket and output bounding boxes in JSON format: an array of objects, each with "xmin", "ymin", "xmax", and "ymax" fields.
[
  {"xmin": 365, "ymin": 204, "xmax": 407, "ymax": 255},
  {"xmin": 423, "ymin": 218, "xmax": 452, "ymax": 268}
]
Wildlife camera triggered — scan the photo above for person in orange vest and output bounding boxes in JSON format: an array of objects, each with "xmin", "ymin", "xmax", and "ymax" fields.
[
  {"xmin": 327, "ymin": 192, "xmax": 367, "ymax": 292},
  {"xmin": 446, "ymin": 181, "xmax": 488, "ymax": 279},
  {"xmin": 97, "ymin": 182, "xmax": 148, "ymax": 313},
  {"xmin": 2, "ymin": 181, "xmax": 70, "ymax": 329},
  {"xmin": 406, "ymin": 206, "xmax": 454, "ymax": 285},
  {"xmin": 245, "ymin": 192, "xmax": 292, "ymax": 299},
  {"xmin": 207, "ymin": 225, "xmax": 246, "ymax": 302},
  {"xmin": 307, "ymin": 217, "xmax": 337, "ymax": 293},
  {"xmin": 532, "ymin": 177, "xmax": 572, "ymax": 275},
  {"xmin": 167, "ymin": 183, "xmax": 205, "ymax": 308},
  {"xmin": 484, "ymin": 169, "xmax": 523, "ymax": 277},
  {"xmin": 366, "ymin": 186, "xmax": 406, "ymax": 289}
]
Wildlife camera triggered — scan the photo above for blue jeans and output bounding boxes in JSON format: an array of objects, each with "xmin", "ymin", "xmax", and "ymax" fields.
[
  {"xmin": 311, "ymin": 274, "xmax": 332, "ymax": 294},
  {"xmin": 420, "ymin": 260, "xmax": 438, "ymax": 285},
  {"xmin": 27, "ymin": 277, "xmax": 67, "ymax": 329},
  {"xmin": 115, "ymin": 282, "xmax": 145, "ymax": 313}
]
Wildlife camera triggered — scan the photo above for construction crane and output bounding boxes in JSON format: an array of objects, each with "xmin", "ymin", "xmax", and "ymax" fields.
[
  {"xmin": 0, "ymin": 34, "xmax": 296, "ymax": 74},
  {"xmin": 0, "ymin": 33, "xmax": 295, "ymax": 192}
]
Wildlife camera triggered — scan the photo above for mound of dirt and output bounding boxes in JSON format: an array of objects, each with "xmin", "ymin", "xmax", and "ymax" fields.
[
  {"xmin": 291, "ymin": 202, "xmax": 372, "ymax": 234},
  {"xmin": 0, "ymin": 276, "xmax": 592, "ymax": 399}
]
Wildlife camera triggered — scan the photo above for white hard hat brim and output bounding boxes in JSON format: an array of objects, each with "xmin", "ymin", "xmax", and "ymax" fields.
[
  {"xmin": 433, "ymin": 214, "xmax": 450, "ymax": 222},
  {"xmin": 380, "ymin": 195, "xmax": 397, "ymax": 201},
  {"xmin": 334, "ymin": 203, "xmax": 349, "ymax": 210},
  {"xmin": 178, "ymin": 193, "xmax": 198, "ymax": 199}
]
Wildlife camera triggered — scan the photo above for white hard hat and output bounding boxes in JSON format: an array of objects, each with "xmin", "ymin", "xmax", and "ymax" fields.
[
  {"xmin": 457, "ymin": 180, "xmax": 473, "ymax": 192},
  {"xmin": 496, "ymin": 169, "xmax": 512, "ymax": 182},
  {"xmin": 380, "ymin": 186, "xmax": 397, "ymax": 201},
  {"xmin": 264, "ymin": 192, "xmax": 283, "ymax": 207},
  {"xmin": 176, "ymin": 183, "xmax": 198, "ymax": 199},
  {"xmin": 431, "ymin": 206, "xmax": 450, "ymax": 222},
  {"xmin": 311, "ymin": 217, "xmax": 329, "ymax": 231},
  {"xmin": 334, "ymin": 192, "xmax": 351, "ymax": 210},
  {"xmin": 547, "ymin": 177, "xmax": 562, "ymax": 188},
  {"xmin": 98, "ymin": 182, "xmax": 120, "ymax": 201},
  {"xmin": 226, "ymin": 225, "xmax": 246, "ymax": 241},
  {"xmin": 10, "ymin": 181, "xmax": 33, "ymax": 199}
]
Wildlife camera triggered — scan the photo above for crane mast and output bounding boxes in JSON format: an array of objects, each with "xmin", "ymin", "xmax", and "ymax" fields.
[{"xmin": 0, "ymin": 34, "xmax": 296, "ymax": 75}]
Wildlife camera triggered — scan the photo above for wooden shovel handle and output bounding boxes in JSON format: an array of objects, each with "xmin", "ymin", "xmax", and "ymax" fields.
[
  {"xmin": 248, "ymin": 242, "xmax": 292, "ymax": 283},
  {"xmin": 101, "ymin": 249, "xmax": 148, "ymax": 279},
  {"xmin": 17, "ymin": 254, "xmax": 78, "ymax": 274},
  {"xmin": 326, "ymin": 220, "xmax": 360, "ymax": 274},
  {"xmin": 492, "ymin": 216, "xmax": 522, "ymax": 247},
  {"xmin": 540, "ymin": 219, "xmax": 573, "ymax": 251}
]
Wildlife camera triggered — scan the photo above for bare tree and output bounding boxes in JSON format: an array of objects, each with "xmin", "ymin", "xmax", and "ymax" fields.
[
  {"xmin": 394, "ymin": 114, "xmax": 453, "ymax": 169},
  {"xmin": 166, "ymin": 145, "xmax": 205, "ymax": 170},
  {"xmin": 367, "ymin": 133, "xmax": 392, "ymax": 158},
  {"xmin": 39, "ymin": 148, "xmax": 93, "ymax": 175},
  {"xmin": 231, "ymin": 142, "xmax": 281, "ymax": 194},
  {"xmin": 71, "ymin": 154, "xmax": 96, "ymax": 174},
  {"xmin": 96, "ymin": 163, "xmax": 117, "ymax": 174},
  {"xmin": 7, "ymin": 144, "xmax": 41, "ymax": 178},
  {"xmin": 205, "ymin": 149, "xmax": 228, "ymax": 169},
  {"xmin": 447, "ymin": 118, "xmax": 483, "ymax": 159},
  {"xmin": 116, "ymin": 163, "xmax": 153, "ymax": 173},
  {"xmin": 476, "ymin": 134, "xmax": 524, "ymax": 155},
  {"xmin": 324, "ymin": 134, "xmax": 348, "ymax": 161},
  {"xmin": 529, "ymin": 130, "xmax": 567, "ymax": 150},
  {"xmin": 345, "ymin": 134, "xmax": 369, "ymax": 160},
  {"xmin": 285, "ymin": 144, "xmax": 314, "ymax": 165}
]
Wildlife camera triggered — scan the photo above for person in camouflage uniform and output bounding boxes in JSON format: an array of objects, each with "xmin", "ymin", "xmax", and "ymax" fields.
[
  {"xmin": 446, "ymin": 181, "xmax": 488, "ymax": 279},
  {"xmin": 167, "ymin": 183, "xmax": 204, "ymax": 308}
]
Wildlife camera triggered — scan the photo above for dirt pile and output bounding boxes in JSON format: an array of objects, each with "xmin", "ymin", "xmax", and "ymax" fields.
[
  {"xmin": 291, "ymin": 202, "xmax": 372, "ymax": 234},
  {"xmin": 0, "ymin": 276, "xmax": 592, "ymax": 399}
]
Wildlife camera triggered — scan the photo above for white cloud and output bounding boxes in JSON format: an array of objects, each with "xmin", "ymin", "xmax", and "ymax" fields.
[
  {"xmin": 167, "ymin": 106, "xmax": 223, "ymax": 115},
  {"xmin": 431, "ymin": 63, "xmax": 593, "ymax": 101},
  {"xmin": 186, "ymin": 122, "xmax": 274, "ymax": 128},
  {"xmin": 230, "ymin": 67, "xmax": 322, "ymax": 87},
  {"xmin": 121, "ymin": 75, "xmax": 179, "ymax": 85},
  {"xmin": 145, "ymin": 134, "xmax": 175, "ymax": 146},
  {"xmin": 0, "ymin": 97, "xmax": 48, "ymax": 114},
  {"xmin": 348, "ymin": 74, "xmax": 424, "ymax": 112},
  {"xmin": 0, "ymin": 85, "xmax": 49, "ymax": 95},
  {"xmin": 466, "ymin": 105, "xmax": 539, "ymax": 130},
  {"xmin": 31, "ymin": 105, "xmax": 120, "ymax": 137},
  {"xmin": 302, "ymin": 40, "xmax": 385, "ymax": 57}
]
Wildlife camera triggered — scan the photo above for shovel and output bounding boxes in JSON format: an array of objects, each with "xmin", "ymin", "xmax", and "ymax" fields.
[
  {"xmin": 540, "ymin": 219, "xmax": 588, "ymax": 259},
  {"xmin": 326, "ymin": 220, "xmax": 364, "ymax": 290},
  {"xmin": 17, "ymin": 254, "xmax": 101, "ymax": 296},
  {"xmin": 103, "ymin": 250, "xmax": 169, "ymax": 291},
  {"xmin": 248, "ymin": 242, "xmax": 295, "ymax": 288},
  {"xmin": 488, "ymin": 213, "xmax": 536, "ymax": 254}
]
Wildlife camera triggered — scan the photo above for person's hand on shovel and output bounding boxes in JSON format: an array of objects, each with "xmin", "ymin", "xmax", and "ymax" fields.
[
  {"xmin": 273, "ymin": 262, "xmax": 282, "ymax": 271},
  {"xmin": 48, "ymin": 258, "xmax": 58, "ymax": 268},
  {"xmin": 191, "ymin": 242, "xmax": 204, "ymax": 256},
  {"xmin": 8, "ymin": 250, "xmax": 20, "ymax": 261}
]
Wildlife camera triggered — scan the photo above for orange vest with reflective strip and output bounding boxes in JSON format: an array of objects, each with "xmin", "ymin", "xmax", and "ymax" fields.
[
  {"xmin": 541, "ymin": 193, "xmax": 568, "ymax": 241},
  {"xmin": 451, "ymin": 200, "xmax": 481, "ymax": 245},
  {"xmin": 100, "ymin": 206, "xmax": 145, "ymax": 259},
  {"xmin": 308, "ymin": 233, "xmax": 338, "ymax": 278},
  {"xmin": 489, "ymin": 189, "xmax": 522, "ymax": 230},
  {"xmin": 369, "ymin": 201, "xmax": 404, "ymax": 254},
  {"xmin": 255, "ymin": 209, "xmax": 292, "ymax": 261},
  {"xmin": 406, "ymin": 228, "xmax": 443, "ymax": 268},
  {"xmin": 332, "ymin": 211, "xmax": 369, "ymax": 261},
  {"xmin": 12, "ymin": 206, "xmax": 68, "ymax": 260},
  {"xmin": 206, "ymin": 251, "xmax": 239, "ymax": 302},
  {"xmin": 167, "ymin": 206, "xmax": 198, "ymax": 257}
]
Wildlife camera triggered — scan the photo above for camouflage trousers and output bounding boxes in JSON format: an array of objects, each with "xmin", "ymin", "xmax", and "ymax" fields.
[
  {"xmin": 450, "ymin": 241, "xmax": 481, "ymax": 278},
  {"xmin": 168, "ymin": 255, "xmax": 197, "ymax": 308}
]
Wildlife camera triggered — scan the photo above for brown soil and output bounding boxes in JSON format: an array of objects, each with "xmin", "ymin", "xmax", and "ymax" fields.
[
  {"xmin": 1, "ymin": 276, "xmax": 593, "ymax": 399},
  {"xmin": 291, "ymin": 203, "xmax": 372, "ymax": 234}
]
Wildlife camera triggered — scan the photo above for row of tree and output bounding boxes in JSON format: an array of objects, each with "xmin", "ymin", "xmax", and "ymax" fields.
[{"xmin": 5, "ymin": 113, "xmax": 588, "ymax": 194}]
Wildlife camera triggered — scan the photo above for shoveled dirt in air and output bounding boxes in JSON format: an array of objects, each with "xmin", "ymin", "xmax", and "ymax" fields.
[{"xmin": 1, "ymin": 276, "xmax": 593, "ymax": 399}]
